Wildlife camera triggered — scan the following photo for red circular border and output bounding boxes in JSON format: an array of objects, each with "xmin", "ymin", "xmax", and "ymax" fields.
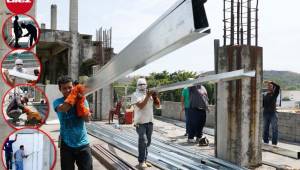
[
  {"xmin": 1, "ymin": 127, "xmax": 57, "ymax": 170},
  {"xmin": 1, "ymin": 84, "xmax": 50, "ymax": 130},
  {"xmin": 0, "ymin": 49, "xmax": 42, "ymax": 88},
  {"xmin": 1, "ymin": 14, "xmax": 41, "ymax": 51},
  {"xmin": 5, "ymin": 0, "xmax": 34, "ymax": 14}
]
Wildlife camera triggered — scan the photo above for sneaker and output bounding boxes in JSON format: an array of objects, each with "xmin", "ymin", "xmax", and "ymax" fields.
[
  {"xmin": 187, "ymin": 138, "xmax": 195, "ymax": 143},
  {"xmin": 138, "ymin": 162, "xmax": 148, "ymax": 169},
  {"xmin": 199, "ymin": 137, "xmax": 209, "ymax": 146}
]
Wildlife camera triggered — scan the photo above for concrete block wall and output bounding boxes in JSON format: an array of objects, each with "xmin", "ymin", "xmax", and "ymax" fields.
[
  {"xmin": 161, "ymin": 101, "xmax": 215, "ymax": 128},
  {"xmin": 161, "ymin": 101, "xmax": 300, "ymax": 143},
  {"xmin": 276, "ymin": 112, "xmax": 300, "ymax": 142}
]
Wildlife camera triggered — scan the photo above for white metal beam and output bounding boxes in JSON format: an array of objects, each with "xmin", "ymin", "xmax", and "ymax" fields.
[
  {"xmin": 151, "ymin": 69, "xmax": 255, "ymax": 92},
  {"xmin": 86, "ymin": 0, "xmax": 210, "ymax": 95}
]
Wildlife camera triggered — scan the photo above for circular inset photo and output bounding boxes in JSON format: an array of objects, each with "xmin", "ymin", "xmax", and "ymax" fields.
[
  {"xmin": 2, "ymin": 14, "xmax": 40, "ymax": 50},
  {"xmin": 2, "ymin": 85, "xmax": 49, "ymax": 129},
  {"xmin": 1, "ymin": 50, "xmax": 41, "ymax": 87},
  {"xmin": 5, "ymin": 0, "xmax": 34, "ymax": 14},
  {"xmin": 1, "ymin": 128, "xmax": 56, "ymax": 170}
]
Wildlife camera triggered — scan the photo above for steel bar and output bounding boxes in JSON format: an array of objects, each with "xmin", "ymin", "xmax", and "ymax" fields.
[
  {"xmin": 91, "ymin": 144, "xmax": 137, "ymax": 170},
  {"xmin": 151, "ymin": 69, "xmax": 255, "ymax": 93},
  {"xmin": 87, "ymin": 124, "xmax": 214, "ymax": 170},
  {"xmin": 87, "ymin": 123, "xmax": 245, "ymax": 170},
  {"xmin": 85, "ymin": 0, "xmax": 210, "ymax": 95}
]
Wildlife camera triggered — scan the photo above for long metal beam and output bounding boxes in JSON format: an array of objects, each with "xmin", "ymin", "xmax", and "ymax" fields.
[
  {"xmin": 151, "ymin": 69, "xmax": 255, "ymax": 92},
  {"xmin": 86, "ymin": 0, "xmax": 210, "ymax": 95}
]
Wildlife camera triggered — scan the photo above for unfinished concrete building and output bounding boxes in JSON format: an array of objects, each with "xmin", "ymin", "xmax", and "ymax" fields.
[{"xmin": 37, "ymin": 1, "xmax": 114, "ymax": 84}]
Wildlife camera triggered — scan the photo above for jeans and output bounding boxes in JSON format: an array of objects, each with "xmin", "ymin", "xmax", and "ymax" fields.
[
  {"xmin": 60, "ymin": 140, "xmax": 93, "ymax": 170},
  {"xmin": 185, "ymin": 108, "xmax": 189, "ymax": 134},
  {"xmin": 263, "ymin": 112, "xmax": 278, "ymax": 145},
  {"xmin": 15, "ymin": 161, "xmax": 23, "ymax": 170},
  {"xmin": 5, "ymin": 152, "xmax": 13, "ymax": 170},
  {"xmin": 188, "ymin": 108, "xmax": 206, "ymax": 139},
  {"xmin": 136, "ymin": 122, "xmax": 153, "ymax": 163}
]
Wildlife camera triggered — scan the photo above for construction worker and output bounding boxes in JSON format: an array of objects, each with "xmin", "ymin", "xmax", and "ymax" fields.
[
  {"xmin": 3, "ymin": 134, "xmax": 18, "ymax": 170},
  {"xmin": 21, "ymin": 23, "xmax": 37, "ymax": 47},
  {"xmin": 14, "ymin": 145, "xmax": 28, "ymax": 170},
  {"xmin": 181, "ymin": 78, "xmax": 194, "ymax": 136},
  {"xmin": 263, "ymin": 81, "xmax": 280, "ymax": 145},
  {"xmin": 13, "ymin": 15, "xmax": 22, "ymax": 48},
  {"xmin": 53, "ymin": 75, "xmax": 93, "ymax": 170},
  {"xmin": 6, "ymin": 95, "xmax": 28, "ymax": 123},
  {"xmin": 3, "ymin": 58, "xmax": 28, "ymax": 86},
  {"xmin": 187, "ymin": 84, "xmax": 209, "ymax": 145},
  {"xmin": 131, "ymin": 78, "xmax": 160, "ymax": 169}
]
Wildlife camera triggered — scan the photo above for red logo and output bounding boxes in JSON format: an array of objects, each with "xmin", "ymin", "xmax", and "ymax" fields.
[{"xmin": 6, "ymin": 0, "xmax": 34, "ymax": 14}]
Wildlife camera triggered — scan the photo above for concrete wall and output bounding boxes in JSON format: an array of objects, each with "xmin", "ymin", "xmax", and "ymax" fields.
[
  {"xmin": 161, "ymin": 101, "xmax": 300, "ymax": 143},
  {"xmin": 276, "ymin": 112, "xmax": 300, "ymax": 143},
  {"xmin": 161, "ymin": 101, "xmax": 215, "ymax": 128}
]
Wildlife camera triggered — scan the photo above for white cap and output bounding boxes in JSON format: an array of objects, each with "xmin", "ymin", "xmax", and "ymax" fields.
[
  {"xmin": 137, "ymin": 78, "xmax": 147, "ymax": 86},
  {"xmin": 15, "ymin": 59, "xmax": 23, "ymax": 65}
]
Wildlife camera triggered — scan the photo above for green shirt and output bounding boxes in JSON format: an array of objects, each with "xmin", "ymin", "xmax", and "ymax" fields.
[{"xmin": 181, "ymin": 87, "xmax": 190, "ymax": 108}]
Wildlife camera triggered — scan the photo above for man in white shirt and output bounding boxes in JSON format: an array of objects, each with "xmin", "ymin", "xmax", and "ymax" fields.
[
  {"xmin": 3, "ymin": 58, "xmax": 28, "ymax": 86},
  {"xmin": 131, "ymin": 78, "xmax": 160, "ymax": 169},
  {"xmin": 14, "ymin": 145, "xmax": 28, "ymax": 170}
]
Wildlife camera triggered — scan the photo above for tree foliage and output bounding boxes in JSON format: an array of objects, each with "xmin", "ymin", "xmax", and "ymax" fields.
[{"xmin": 126, "ymin": 71, "xmax": 215, "ymax": 104}]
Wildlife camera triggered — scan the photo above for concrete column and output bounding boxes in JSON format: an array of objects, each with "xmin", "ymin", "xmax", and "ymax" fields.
[
  {"xmin": 100, "ymin": 85, "xmax": 113, "ymax": 120},
  {"xmin": 69, "ymin": 0, "xmax": 78, "ymax": 33},
  {"xmin": 215, "ymin": 45, "xmax": 262, "ymax": 168},
  {"xmin": 51, "ymin": 4, "xmax": 57, "ymax": 30},
  {"xmin": 68, "ymin": 34, "xmax": 80, "ymax": 80}
]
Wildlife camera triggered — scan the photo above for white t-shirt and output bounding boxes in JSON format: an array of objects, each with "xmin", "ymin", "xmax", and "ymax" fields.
[{"xmin": 131, "ymin": 91, "xmax": 154, "ymax": 124}]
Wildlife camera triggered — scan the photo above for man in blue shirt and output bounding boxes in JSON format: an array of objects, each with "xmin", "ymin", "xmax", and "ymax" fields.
[
  {"xmin": 53, "ymin": 75, "xmax": 93, "ymax": 170},
  {"xmin": 14, "ymin": 145, "xmax": 28, "ymax": 170},
  {"xmin": 3, "ymin": 134, "xmax": 18, "ymax": 170}
]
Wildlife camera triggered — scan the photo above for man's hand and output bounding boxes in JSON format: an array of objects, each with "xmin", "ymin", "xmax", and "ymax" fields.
[{"xmin": 3, "ymin": 69, "xmax": 9, "ymax": 77}]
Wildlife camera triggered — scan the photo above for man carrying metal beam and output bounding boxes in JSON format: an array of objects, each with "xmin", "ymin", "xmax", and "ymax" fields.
[
  {"xmin": 53, "ymin": 76, "xmax": 93, "ymax": 170},
  {"xmin": 131, "ymin": 78, "xmax": 160, "ymax": 169}
]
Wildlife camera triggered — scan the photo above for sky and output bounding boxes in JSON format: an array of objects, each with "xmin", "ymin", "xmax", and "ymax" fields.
[{"xmin": 36, "ymin": 0, "xmax": 300, "ymax": 76}]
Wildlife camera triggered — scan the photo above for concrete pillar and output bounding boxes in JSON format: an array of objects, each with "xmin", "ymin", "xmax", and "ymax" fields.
[
  {"xmin": 69, "ymin": 0, "xmax": 78, "ymax": 33},
  {"xmin": 100, "ymin": 85, "xmax": 113, "ymax": 120},
  {"xmin": 68, "ymin": 34, "xmax": 80, "ymax": 81},
  {"xmin": 51, "ymin": 4, "xmax": 57, "ymax": 30},
  {"xmin": 215, "ymin": 45, "xmax": 262, "ymax": 168},
  {"xmin": 41, "ymin": 23, "xmax": 46, "ymax": 29}
]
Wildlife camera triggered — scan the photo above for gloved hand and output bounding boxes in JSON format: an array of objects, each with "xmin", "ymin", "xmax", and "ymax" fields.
[
  {"xmin": 76, "ymin": 96, "xmax": 90, "ymax": 118},
  {"xmin": 65, "ymin": 84, "xmax": 85, "ymax": 105}
]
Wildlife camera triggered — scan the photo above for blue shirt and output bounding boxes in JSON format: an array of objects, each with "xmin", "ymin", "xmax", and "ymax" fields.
[
  {"xmin": 4, "ymin": 140, "xmax": 15, "ymax": 154},
  {"xmin": 53, "ymin": 97, "xmax": 89, "ymax": 148}
]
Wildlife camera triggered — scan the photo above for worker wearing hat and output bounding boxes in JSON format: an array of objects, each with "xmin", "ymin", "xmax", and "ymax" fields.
[{"xmin": 3, "ymin": 58, "xmax": 28, "ymax": 86}]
